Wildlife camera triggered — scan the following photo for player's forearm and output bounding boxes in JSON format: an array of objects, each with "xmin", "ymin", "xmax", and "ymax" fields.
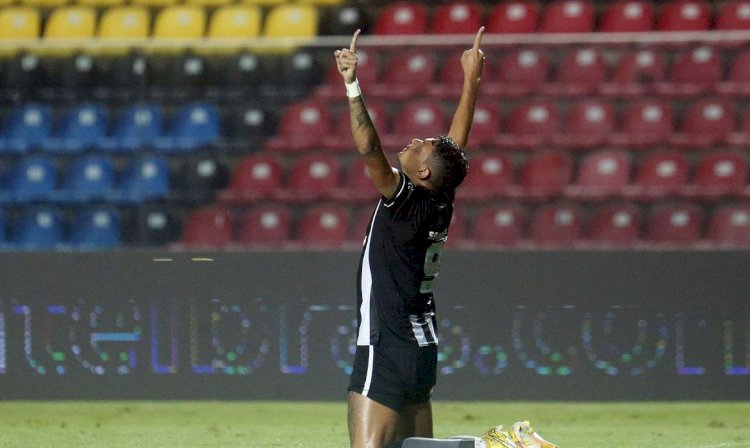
[
  {"xmin": 448, "ymin": 79, "xmax": 481, "ymax": 150},
  {"xmin": 349, "ymin": 95, "xmax": 383, "ymax": 157}
]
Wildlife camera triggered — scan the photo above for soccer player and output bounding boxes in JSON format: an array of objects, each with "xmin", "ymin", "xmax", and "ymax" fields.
[{"xmin": 334, "ymin": 28, "xmax": 484, "ymax": 448}]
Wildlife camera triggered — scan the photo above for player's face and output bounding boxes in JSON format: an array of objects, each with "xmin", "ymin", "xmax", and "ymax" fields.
[{"xmin": 397, "ymin": 138, "xmax": 437, "ymax": 176}]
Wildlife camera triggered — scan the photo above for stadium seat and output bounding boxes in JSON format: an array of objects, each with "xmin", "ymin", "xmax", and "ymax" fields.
[
  {"xmin": 601, "ymin": 49, "xmax": 666, "ymax": 97},
  {"xmin": 519, "ymin": 151, "xmax": 574, "ymax": 199},
  {"xmin": 113, "ymin": 155, "xmax": 170, "ymax": 203},
  {"xmin": 240, "ymin": 0, "xmax": 284, "ymax": 5},
  {"xmin": 547, "ymin": 48, "xmax": 606, "ymax": 95},
  {"xmin": 264, "ymin": 99, "xmax": 331, "ymax": 152},
  {"xmin": 296, "ymin": 0, "xmax": 345, "ymax": 6},
  {"xmin": 11, "ymin": 207, "xmax": 64, "ymax": 250},
  {"xmin": 217, "ymin": 154, "xmax": 283, "ymax": 204},
  {"xmin": 0, "ymin": 8, "xmax": 41, "ymax": 56},
  {"xmin": 97, "ymin": 6, "xmax": 150, "ymax": 54},
  {"xmin": 280, "ymin": 155, "xmax": 340, "ymax": 202},
  {"xmin": 130, "ymin": 207, "xmax": 181, "ymax": 246},
  {"xmin": 180, "ymin": 206, "xmax": 234, "ymax": 248},
  {"xmin": 43, "ymin": 103, "xmax": 107, "ymax": 153},
  {"xmin": 587, "ymin": 203, "xmax": 642, "ymax": 246},
  {"xmin": 316, "ymin": 47, "xmax": 380, "ymax": 99},
  {"xmin": 69, "ymin": 208, "xmax": 121, "ymax": 249},
  {"xmin": 657, "ymin": 0, "xmax": 710, "ymax": 31},
  {"xmin": 715, "ymin": 49, "xmax": 750, "ymax": 96},
  {"xmin": 324, "ymin": 100, "xmax": 389, "ymax": 151},
  {"xmin": 206, "ymin": 5, "xmax": 261, "ymax": 43},
  {"xmin": 671, "ymin": 98, "xmax": 735, "ymax": 148},
  {"xmin": 131, "ymin": 0, "xmax": 179, "ymax": 8},
  {"xmin": 495, "ymin": 100, "xmax": 559, "ymax": 149},
  {"xmin": 623, "ymin": 151, "xmax": 689, "ymax": 200},
  {"xmin": 369, "ymin": 49, "xmax": 437, "ymax": 100},
  {"xmin": 98, "ymin": 102, "xmax": 163, "ymax": 152},
  {"xmin": 486, "ymin": 49, "xmax": 549, "ymax": 97},
  {"xmin": 296, "ymin": 205, "xmax": 350, "ymax": 247},
  {"xmin": 465, "ymin": 102, "xmax": 501, "ymax": 146},
  {"xmin": 610, "ymin": 99, "xmax": 674, "ymax": 148},
  {"xmin": 0, "ymin": 209, "xmax": 5, "ymax": 244},
  {"xmin": 645, "ymin": 202, "xmax": 703, "ymax": 245},
  {"xmin": 600, "ymin": 0, "xmax": 655, "ymax": 32},
  {"xmin": 96, "ymin": 54, "xmax": 149, "ymax": 99},
  {"xmin": 565, "ymin": 149, "xmax": 632, "ymax": 200},
  {"xmin": 148, "ymin": 54, "xmax": 210, "ymax": 99},
  {"xmin": 538, "ymin": 0, "xmax": 595, "ymax": 33},
  {"xmin": 658, "ymin": 46, "xmax": 723, "ymax": 97},
  {"xmin": 385, "ymin": 100, "xmax": 447, "ymax": 148},
  {"xmin": 331, "ymin": 158, "xmax": 381, "ymax": 203},
  {"xmin": 41, "ymin": 6, "xmax": 97, "ymax": 55},
  {"xmin": 153, "ymin": 102, "xmax": 220, "ymax": 152},
  {"xmin": 716, "ymin": 1, "xmax": 750, "ymax": 30},
  {"xmin": 429, "ymin": 49, "xmax": 495, "ymax": 98},
  {"xmin": 0, "ymin": 103, "xmax": 52, "ymax": 154},
  {"xmin": 55, "ymin": 155, "xmax": 115, "ymax": 203},
  {"xmin": 456, "ymin": 153, "xmax": 516, "ymax": 201},
  {"xmin": 529, "ymin": 203, "xmax": 583, "ymax": 246},
  {"xmin": 2, "ymin": 157, "xmax": 57, "ymax": 203},
  {"xmin": 237, "ymin": 204, "xmax": 291, "ymax": 247},
  {"xmin": 486, "ymin": 1, "xmax": 539, "ymax": 33},
  {"xmin": 685, "ymin": 151, "xmax": 748, "ymax": 199},
  {"xmin": 221, "ymin": 105, "xmax": 276, "ymax": 151},
  {"xmin": 78, "ymin": 0, "xmax": 126, "ymax": 7},
  {"xmin": 261, "ymin": 3, "xmax": 318, "ymax": 50},
  {"xmin": 278, "ymin": 49, "xmax": 324, "ymax": 95},
  {"xmin": 44, "ymin": 54, "xmax": 100, "ymax": 98},
  {"xmin": 430, "ymin": 1, "xmax": 483, "ymax": 34},
  {"xmin": 21, "ymin": 0, "xmax": 69, "ymax": 8},
  {"xmin": 373, "ymin": 2, "xmax": 428, "ymax": 35},
  {"xmin": 152, "ymin": 6, "xmax": 206, "ymax": 52},
  {"xmin": 176, "ymin": 156, "xmax": 228, "ymax": 201},
  {"xmin": 706, "ymin": 203, "xmax": 750, "ymax": 246},
  {"xmin": 471, "ymin": 204, "xmax": 526, "ymax": 246},
  {"xmin": 554, "ymin": 99, "xmax": 615, "ymax": 148},
  {"xmin": 321, "ymin": 3, "xmax": 372, "ymax": 36}
]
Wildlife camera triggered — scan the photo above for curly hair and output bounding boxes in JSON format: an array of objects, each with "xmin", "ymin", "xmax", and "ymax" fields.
[{"xmin": 428, "ymin": 135, "xmax": 469, "ymax": 192}]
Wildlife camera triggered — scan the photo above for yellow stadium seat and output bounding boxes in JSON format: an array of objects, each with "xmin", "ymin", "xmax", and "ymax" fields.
[
  {"xmin": 0, "ymin": 0, "xmax": 18, "ymax": 6},
  {"xmin": 263, "ymin": 4, "xmax": 318, "ymax": 38},
  {"xmin": 240, "ymin": 0, "xmax": 285, "ymax": 6},
  {"xmin": 97, "ymin": 6, "xmax": 150, "ymax": 54},
  {"xmin": 77, "ymin": 0, "xmax": 125, "ymax": 8},
  {"xmin": 186, "ymin": 0, "xmax": 232, "ymax": 8},
  {"xmin": 295, "ymin": 0, "xmax": 344, "ymax": 6},
  {"xmin": 40, "ymin": 6, "xmax": 96, "ymax": 55},
  {"xmin": 22, "ymin": 0, "xmax": 70, "ymax": 8},
  {"xmin": 0, "ymin": 7, "xmax": 40, "ymax": 56},
  {"xmin": 200, "ymin": 5, "xmax": 261, "ymax": 54},
  {"xmin": 130, "ymin": 0, "xmax": 179, "ymax": 9},
  {"xmin": 152, "ymin": 5, "xmax": 206, "ymax": 53}
]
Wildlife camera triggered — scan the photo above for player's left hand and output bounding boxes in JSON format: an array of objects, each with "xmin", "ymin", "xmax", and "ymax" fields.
[
  {"xmin": 334, "ymin": 29, "xmax": 361, "ymax": 84},
  {"xmin": 461, "ymin": 27, "xmax": 485, "ymax": 83}
]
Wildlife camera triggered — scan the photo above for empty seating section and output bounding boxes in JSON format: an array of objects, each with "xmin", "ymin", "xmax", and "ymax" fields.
[{"xmin": 2, "ymin": 0, "xmax": 750, "ymax": 250}]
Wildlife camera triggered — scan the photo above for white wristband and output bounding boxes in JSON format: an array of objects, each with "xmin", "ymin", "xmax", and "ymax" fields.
[{"xmin": 345, "ymin": 79, "xmax": 361, "ymax": 98}]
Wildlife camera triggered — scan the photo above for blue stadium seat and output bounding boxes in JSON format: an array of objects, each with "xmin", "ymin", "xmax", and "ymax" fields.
[
  {"xmin": 54, "ymin": 155, "xmax": 115, "ymax": 203},
  {"xmin": 69, "ymin": 208, "xmax": 121, "ymax": 249},
  {"xmin": 1, "ymin": 157, "xmax": 57, "ymax": 203},
  {"xmin": 0, "ymin": 209, "xmax": 6, "ymax": 246},
  {"xmin": 0, "ymin": 103, "xmax": 52, "ymax": 154},
  {"xmin": 152, "ymin": 102, "xmax": 220, "ymax": 152},
  {"xmin": 98, "ymin": 103, "xmax": 163, "ymax": 153},
  {"xmin": 42, "ymin": 103, "xmax": 108, "ymax": 153},
  {"xmin": 12, "ymin": 207, "xmax": 64, "ymax": 250},
  {"xmin": 112, "ymin": 155, "xmax": 170, "ymax": 203}
]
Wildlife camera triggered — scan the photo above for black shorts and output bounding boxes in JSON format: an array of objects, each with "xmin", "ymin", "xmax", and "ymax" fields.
[{"xmin": 348, "ymin": 344, "xmax": 438, "ymax": 411}]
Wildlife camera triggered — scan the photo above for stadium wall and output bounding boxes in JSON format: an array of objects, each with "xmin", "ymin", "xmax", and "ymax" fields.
[{"xmin": 0, "ymin": 250, "xmax": 748, "ymax": 401}]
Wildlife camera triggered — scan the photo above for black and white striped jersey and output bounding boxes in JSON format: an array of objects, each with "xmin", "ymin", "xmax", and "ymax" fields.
[{"xmin": 356, "ymin": 170, "xmax": 454, "ymax": 348}]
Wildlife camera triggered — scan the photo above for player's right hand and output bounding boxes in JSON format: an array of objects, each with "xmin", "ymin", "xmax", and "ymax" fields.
[{"xmin": 334, "ymin": 29, "xmax": 361, "ymax": 84}]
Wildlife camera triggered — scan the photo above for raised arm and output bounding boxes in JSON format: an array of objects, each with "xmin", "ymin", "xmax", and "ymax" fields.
[
  {"xmin": 334, "ymin": 30, "xmax": 400, "ymax": 200},
  {"xmin": 448, "ymin": 27, "xmax": 486, "ymax": 150}
]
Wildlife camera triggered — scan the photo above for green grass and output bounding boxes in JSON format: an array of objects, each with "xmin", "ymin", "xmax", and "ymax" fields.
[{"xmin": 0, "ymin": 401, "xmax": 748, "ymax": 447}]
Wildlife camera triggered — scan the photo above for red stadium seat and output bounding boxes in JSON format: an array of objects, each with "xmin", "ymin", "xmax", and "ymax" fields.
[
  {"xmin": 716, "ymin": 1, "xmax": 750, "ymax": 30},
  {"xmin": 672, "ymin": 98, "xmax": 735, "ymax": 148},
  {"xmin": 486, "ymin": 1, "xmax": 539, "ymax": 33},
  {"xmin": 519, "ymin": 151, "xmax": 574, "ymax": 199},
  {"xmin": 623, "ymin": 151, "xmax": 689, "ymax": 200},
  {"xmin": 281, "ymin": 154, "xmax": 340, "ymax": 202},
  {"xmin": 369, "ymin": 49, "xmax": 437, "ymax": 100},
  {"xmin": 610, "ymin": 99, "xmax": 674, "ymax": 148},
  {"xmin": 331, "ymin": 158, "xmax": 380, "ymax": 203},
  {"xmin": 180, "ymin": 206, "xmax": 234, "ymax": 248},
  {"xmin": 706, "ymin": 203, "xmax": 750, "ymax": 246},
  {"xmin": 385, "ymin": 100, "xmax": 448, "ymax": 147},
  {"xmin": 565, "ymin": 149, "xmax": 632, "ymax": 200},
  {"xmin": 685, "ymin": 151, "xmax": 748, "ymax": 199},
  {"xmin": 457, "ymin": 153, "xmax": 516, "ymax": 200},
  {"xmin": 466, "ymin": 102, "xmax": 501, "ymax": 146},
  {"xmin": 657, "ymin": 0, "xmax": 710, "ymax": 31},
  {"xmin": 539, "ymin": 0, "xmax": 595, "ymax": 33},
  {"xmin": 646, "ymin": 202, "xmax": 703, "ymax": 245},
  {"xmin": 529, "ymin": 203, "xmax": 583, "ymax": 246},
  {"xmin": 547, "ymin": 48, "xmax": 606, "ymax": 95},
  {"xmin": 324, "ymin": 100, "xmax": 389, "ymax": 151},
  {"xmin": 716, "ymin": 49, "xmax": 750, "ymax": 96},
  {"xmin": 554, "ymin": 99, "xmax": 615, "ymax": 148},
  {"xmin": 429, "ymin": 50, "xmax": 495, "ymax": 98},
  {"xmin": 217, "ymin": 154, "xmax": 283, "ymax": 204},
  {"xmin": 658, "ymin": 46, "xmax": 723, "ymax": 97},
  {"xmin": 471, "ymin": 204, "xmax": 527, "ymax": 246},
  {"xmin": 237, "ymin": 204, "xmax": 291, "ymax": 247},
  {"xmin": 264, "ymin": 99, "xmax": 331, "ymax": 152},
  {"xmin": 600, "ymin": 0, "xmax": 655, "ymax": 32},
  {"xmin": 587, "ymin": 203, "xmax": 642, "ymax": 246},
  {"xmin": 430, "ymin": 1, "xmax": 482, "ymax": 34},
  {"xmin": 296, "ymin": 205, "xmax": 350, "ymax": 247},
  {"xmin": 486, "ymin": 49, "xmax": 549, "ymax": 97},
  {"xmin": 601, "ymin": 49, "xmax": 666, "ymax": 97},
  {"xmin": 495, "ymin": 100, "xmax": 559, "ymax": 149},
  {"xmin": 373, "ymin": 1, "xmax": 428, "ymax": 35}
]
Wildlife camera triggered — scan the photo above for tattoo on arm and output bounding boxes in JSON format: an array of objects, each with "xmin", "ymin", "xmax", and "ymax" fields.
[{"xmin": 348, "ymin": 96, "xmax": 381, "ymax": 157}]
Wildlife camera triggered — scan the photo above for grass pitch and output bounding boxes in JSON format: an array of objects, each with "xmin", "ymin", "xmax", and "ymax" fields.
[{"xmin": 0, "ymin": 401, "xmax": 748, "ymax": 447}]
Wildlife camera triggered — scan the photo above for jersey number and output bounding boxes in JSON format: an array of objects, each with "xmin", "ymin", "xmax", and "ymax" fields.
[{"xmin": 419, "ymin": 240, "xmax": 445, "ymax": 294}]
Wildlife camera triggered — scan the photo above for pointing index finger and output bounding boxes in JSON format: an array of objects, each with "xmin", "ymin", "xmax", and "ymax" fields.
[
  {"xmin": 350, "ymin": 29, "xmax": 361, "ymax": 53},
  {"xmin": 472, "ymin": 26, "xmax": 485, "ymax": 51}
]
